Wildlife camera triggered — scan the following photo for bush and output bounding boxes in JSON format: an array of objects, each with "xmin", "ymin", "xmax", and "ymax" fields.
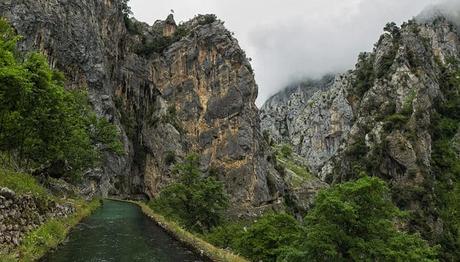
[
  {"xmin": 150, "ymin": 154, "xmax": 229, "ymax": 233},
  {"xmin": 384, "ymin": 113, "xmax": 409, "ymax": 130},
  {"xmin": 234, "ymin": 213, "xmax": 303, "ymax": 262},
  {"xmin": 164, "ymin": 151, "xmax": 176, "ymax": 166},
  {"xmin": 198, "ymin": 14, "xmax": 217, "ymax": 26},
  {"xmin": 353, "ymin": 53, "xmax": 375, "ymax": 97},
  {"xmin": 204, "ymin": 222, "xmax": 246, "ymax": 250},
  {"xmin": 279, "ymin": 144, "xmax": 293, "ymax": 158}
]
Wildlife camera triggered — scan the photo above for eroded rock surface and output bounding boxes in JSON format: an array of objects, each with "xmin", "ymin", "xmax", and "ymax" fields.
[{"xmin": 0, "ymin": 0, "xmax": 285, "ymax": 211}]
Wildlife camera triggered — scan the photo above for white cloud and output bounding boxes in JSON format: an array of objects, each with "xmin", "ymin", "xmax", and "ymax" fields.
[{"xmin": 129, "ymin": 0, "xmax": 453, "ymax": 106}]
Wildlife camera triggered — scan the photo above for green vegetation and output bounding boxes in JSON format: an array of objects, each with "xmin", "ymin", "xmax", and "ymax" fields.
[
  {"xmin": 149, "ymin": 154, "xmax": 229, "ymax": 233},
  {"xmin": 164, "ymin": 150, "xmax": 176, "ymax": 166},
  {"xmin": 0, "ymin": 18, "xmax": 123, "ymax": 180},
  {"xmin": 429, "ymin": 64, "xmax": 460, "ymax": 260},
  {"xmin": 383, "ymin": 113, "xmax": 409, "ymax": 130},
  {"xmin": 136, "ymin": 201, "xmax": 248, "ymax": 262},
  {"xmin": 352, "ymin": 22, "xmax": 401, "ymax": 98},
  {"xmin": 234, "ymin": 213, "xmax": 302, "ymax": 262},
  {"xmin": 136, "ymin": 27, "xmax": 191, "ymax": 55},
  {"xmin": 279, "ymin": 144, "xmax": 293, "ymax": 158},
  {"xmin": 353, "ymin": 53, "xmax": 376, "ymax": 98},
  {"xmin": 0, "ymin": 169, "xmax": 101, "ymax": 261},
  {"xmin": 273, "ymin": 145, "xmax": 313, "ymax": 187},
  {"xmin": 3, "ymin": 199, "xmax": 101, "ymax": 261},
  {"xmin": 289, "ymin": 176, "xmax": 437, "ymax": 261},
  {"xmin": 198, "ymin": 14, "xmax": 217, "ymax": 26},
  {"xmin": 204, "ymin": 176, "xmax": 437, "ymax": 261},
  {"xmin": 0, "ymin": 169, "xmax": 48, "ymax": 199}
]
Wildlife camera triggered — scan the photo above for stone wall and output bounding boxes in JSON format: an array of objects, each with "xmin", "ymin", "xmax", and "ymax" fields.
[{"xmin": 0, "ymin": 188, "xmax": 74, "ymax": 252}]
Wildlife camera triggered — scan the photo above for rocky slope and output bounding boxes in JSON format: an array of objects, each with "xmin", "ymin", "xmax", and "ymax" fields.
[
  {"xmin": 260, "ymin": 75, "xmax": 334, "ymax": 144},
  {"xmin": 261, "ymin": 14, "xmax": 460, "ymax": 256},
  {"xmin": 0, "ymin": 0, "xmax": 285, "ymax": 212},
  {"xmin": 260, "ymin": 75, "xmax": 353, "ymax": 173}
]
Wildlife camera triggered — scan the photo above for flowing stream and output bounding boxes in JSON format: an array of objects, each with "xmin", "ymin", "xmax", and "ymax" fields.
[{"xmin": 42, "ymin": 199, "xmax": 203, "ymax": 262}]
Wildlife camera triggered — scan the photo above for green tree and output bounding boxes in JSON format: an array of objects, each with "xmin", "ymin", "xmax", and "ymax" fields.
[
  {"xmin": 150, "ymin": 154, "xmax": 229, "ymax": 233},
  {"xmin": 0, "ymin": 18, "xmax": 123, "ymax": 178},
  {"xmin": 288, "ymin": 176, "xmax": 438, "ymax": 261},
  {"xmin": 234, "ymin": 213, "xmax": 303, "ymax": 262}
]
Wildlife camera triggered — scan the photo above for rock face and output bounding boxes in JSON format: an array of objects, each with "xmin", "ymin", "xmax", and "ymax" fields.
[
  {"xmin": 0, "ymin": 188, "xmax": 74, "ymax": 252},
  {"xmin": 261, "ymin": 14, "xmax": 460, "ymax": 249},
  {"xmin": 260, "ymin": 75, "xmax": 334, "ymax": 144},
  {"xmin": 262, "ymin": 18, "xmax": 460, "ymax": 180},
  {"xmin": 260, "ymin": 75, "xmax": 354, "ymax": 173},
  {"xmin": 0, "ymin": 0, "xmax": 284, "ymax": 211}
]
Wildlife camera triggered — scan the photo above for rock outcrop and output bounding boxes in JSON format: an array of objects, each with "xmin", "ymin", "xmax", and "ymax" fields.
[
  {"xmin": 260, "ymin": 74, "xmax": 354, "ymax": 173},
  {"xmin": 0, "ymin": 0, "xmax": 285, "ymax": 212}
]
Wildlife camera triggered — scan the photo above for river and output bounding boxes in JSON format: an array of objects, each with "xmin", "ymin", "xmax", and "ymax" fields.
[{"xmin": 42, "ymin": 200, "xmax": 203, "ymax": 262}]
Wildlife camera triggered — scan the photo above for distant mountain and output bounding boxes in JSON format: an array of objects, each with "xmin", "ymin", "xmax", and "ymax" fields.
[{"xmin": 260, "ymin": 13, "xmax": 460, "ymax": 258}]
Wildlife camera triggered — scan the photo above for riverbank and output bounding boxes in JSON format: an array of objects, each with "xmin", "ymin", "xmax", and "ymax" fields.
[
  {"xmin": 1, "ymin": 198, "xmax": 100, "ymax": 262},
  {"xmin": 119, "ymin": 199, "xmax": 248, "ymax": 262},
  {"xmin": 0, "ymin": 169, "xmax": 101, "ymax": 262}
]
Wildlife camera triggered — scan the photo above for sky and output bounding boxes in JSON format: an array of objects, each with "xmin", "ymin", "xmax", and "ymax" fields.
[{"xmin": 129, "ymin": 0, "xmax": 452, "ymax": 106}]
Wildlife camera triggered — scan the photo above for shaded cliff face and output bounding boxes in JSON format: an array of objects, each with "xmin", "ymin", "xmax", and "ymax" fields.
[{"xmin": 0, "ymin": 0, "xmax": 284, "ymax": 211}]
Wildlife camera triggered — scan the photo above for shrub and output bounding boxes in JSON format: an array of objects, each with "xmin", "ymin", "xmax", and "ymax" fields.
[
  {"xmin": 233, "ymin": 213, "xmax": 303, "ymax": 262},
  {"xmin": 384, "ymin": 113, "xmax": 409, "ymax": 130},
  {"xmin": 353, "ymin": 53, "xmax": 375, "ymax": 97},
  {"xmin": 198, "ymin": 14, "xmax": 217, "ymax": 26},
  {"xmin": 279, "ymin": 144, "xmax": 293, "ymax": 158},
  {"xmin": 164, "ymin": 151, "xmax": 176, "ymax": 166}
]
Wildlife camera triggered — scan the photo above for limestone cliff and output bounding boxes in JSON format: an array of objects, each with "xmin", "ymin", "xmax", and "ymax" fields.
[
  {"xmin": 261, "ymin": 14, "xmax": 460, "ymax": 252},
  {"xmin": 0, "ymin": 0, "xmax": 285, "ymax": 212}
]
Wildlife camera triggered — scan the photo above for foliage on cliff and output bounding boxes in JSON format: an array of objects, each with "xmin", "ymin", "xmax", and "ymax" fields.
[{"xmin": 0, "ymin": 18, "xmax": 123, "ymax": 179}]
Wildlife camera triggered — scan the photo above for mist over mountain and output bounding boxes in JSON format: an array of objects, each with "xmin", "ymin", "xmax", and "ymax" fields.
[
  {"xmin": 417, "ymin": 1, "xmax": 460, "ymax": 29},
  {"xmin": 130, "ymin": 0, "xmax": 453, "ymax": 106}
]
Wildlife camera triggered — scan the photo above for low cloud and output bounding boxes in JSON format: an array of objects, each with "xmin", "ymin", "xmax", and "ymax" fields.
[{"xmin": 129, "ymin": 0, "xmax": 457, "ymax": 106}]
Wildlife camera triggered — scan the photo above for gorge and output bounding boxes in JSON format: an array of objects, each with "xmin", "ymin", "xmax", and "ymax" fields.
[{"xmin": 0, "ymin": 0, "xmax": 459, "ymax": 261}]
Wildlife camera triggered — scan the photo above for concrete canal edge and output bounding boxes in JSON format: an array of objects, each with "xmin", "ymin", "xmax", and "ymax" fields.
[{"xmin": 109, "ymin": 198, "xmax": 248, "ymax": 262}]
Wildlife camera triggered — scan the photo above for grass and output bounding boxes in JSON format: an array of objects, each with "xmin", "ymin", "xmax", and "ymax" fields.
[
  {"xmin": 274, "ymin": 146, "xmax": 314, "ymax": 187},
  {"xmin": 129, "ymin": 200, "xmax": 248, "ymax": 262},
  {"xmin": 1, "ymin": 198, "xmax": 101, "ymax": 262},
  {"xmin": 0, "ymin": 169, "xmax": 50, "ymax": 200}
]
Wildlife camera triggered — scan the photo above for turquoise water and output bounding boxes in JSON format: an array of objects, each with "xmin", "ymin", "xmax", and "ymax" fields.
[{"xmin": 42, "ymin": 200, "xmax": 203, "ymax": 262}]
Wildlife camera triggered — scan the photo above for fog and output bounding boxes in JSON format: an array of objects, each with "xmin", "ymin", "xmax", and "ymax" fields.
[{"xmin": 129, "ymin": 0, "xmax": 457, "ymax": 106}]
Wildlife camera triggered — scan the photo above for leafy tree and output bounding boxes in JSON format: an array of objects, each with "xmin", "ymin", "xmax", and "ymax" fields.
[
  {"xmin": 0, "ymin": 18, "xmax": 123, "ymax": 178},
  {"xmin": 234, "ymin": 213, "xmax": 303, "ymax": 262},
  {"xmin": 150, "ymin": 154, "xmax": 229, "ymax": 233},
  {"xmin": 288, "ymin": 176, "xmax": 438, "ymax": 261}
]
